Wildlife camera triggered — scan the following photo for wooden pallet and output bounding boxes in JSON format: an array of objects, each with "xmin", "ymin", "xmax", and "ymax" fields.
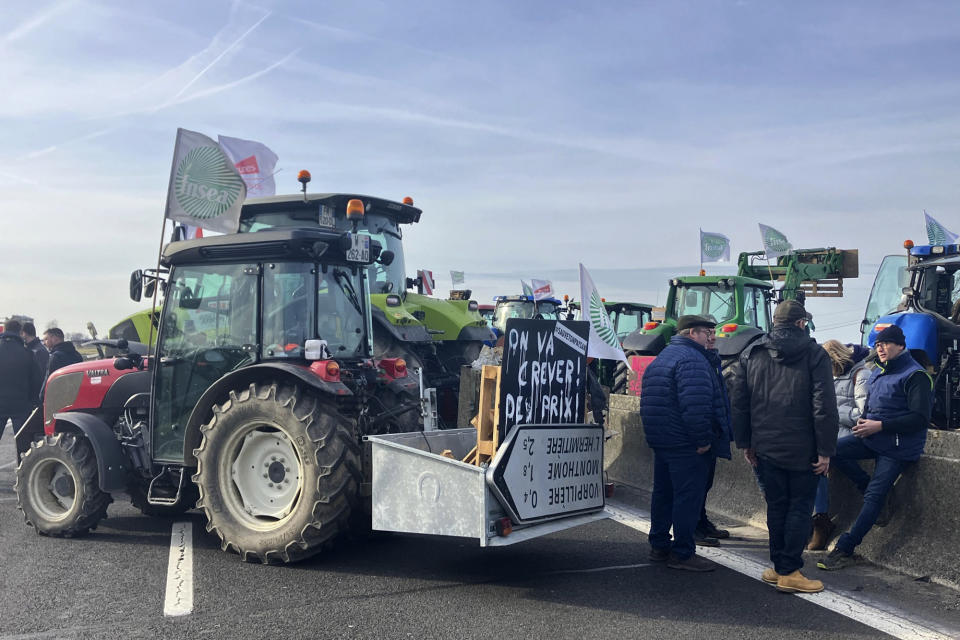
[{"xmin": 462, "ymin": 365, "xmax": 501, "ymax": 466}]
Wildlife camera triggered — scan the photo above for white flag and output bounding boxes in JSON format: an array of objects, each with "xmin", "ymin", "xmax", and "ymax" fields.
[
  {"xmin": 165, "ymin": 129, "xmax": 246, "ymax": 234},
  {"xmin": 579, "ymin": 264, "xmax": 627, "ymax": 363},
  {"xmin": 450, "ymin": 270, "xmax": 465, "ymax": 286},
  {"xmin": 700, "ymin": 229, "xmax": 731, "ymax": 263},
  {"xmin": 217, "ymin": 135, "xmax": 279, "ymax": 198},
  {"xmin": 758, "ymin": 223, "xmax": 793, "ymax": 259},
  {"xmin": 924, "ymin": 210, "xmax": 959, "ymax": 245},
  {"xmin": 531, "ymin": 278, "xmax": 554, "ymax": 301},
  {"xmin": 521, "ymin": 280, "xmax": 534, "ymax": 297}
]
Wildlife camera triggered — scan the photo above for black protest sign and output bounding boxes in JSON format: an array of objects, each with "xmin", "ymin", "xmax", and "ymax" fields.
[{"xmin": 498, "ymin": 319, "xmax": 590, "ymax": 440}]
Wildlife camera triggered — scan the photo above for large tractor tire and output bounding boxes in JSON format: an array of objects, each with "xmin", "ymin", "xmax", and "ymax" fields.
[
  {"xmin": 15, "ymin": 433, "xmax": 112, "ymax": 537},
  {"xmin": 128, "ymin": 480, "xmax": 199, "ymax": 518},
  {"xmin": 611, "ymin": 351, "xmax": 638, "ymax": 396},
  {"xmin": 193, "ymin": 382, "xmax": 361, "ymax": 564}
]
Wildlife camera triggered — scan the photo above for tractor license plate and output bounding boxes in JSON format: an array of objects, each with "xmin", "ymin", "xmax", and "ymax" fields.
[
  {"xmin": 318, "ymin": 204, "xmax": 336, "ymax": 228},
  {"xmin": 347, "ymin": 233, "xmax": 370, "ymax": 262}
]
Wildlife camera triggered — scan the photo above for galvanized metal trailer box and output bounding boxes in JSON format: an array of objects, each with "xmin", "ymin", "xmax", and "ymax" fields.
[{"xmin": 367, "ymin": 426, "xmax": 608, "ymax": 546}]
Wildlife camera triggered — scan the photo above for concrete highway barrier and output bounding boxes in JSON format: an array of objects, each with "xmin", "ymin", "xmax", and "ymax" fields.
[{"xmin": 604, "ymin": 393, "xmax": 960, "ymax": 589}]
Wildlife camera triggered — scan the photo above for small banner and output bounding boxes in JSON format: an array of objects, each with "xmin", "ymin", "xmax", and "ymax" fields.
[
  {"xmin": 924, "ymin": 210, "xmax": 959, "ymax": 244},
  {"xmin": 521, "ymin": 280, "xmax": 534, "ymax": 297},
  {"xmin": 531, "ymin": 278, "xmax": 554, "ymax": 301},
  {"xmin": 498, "ymin": 318, "xmax": 590, "ymax": 438},
  {"xmin": 758, "ymin": 223, "xmax": 793, "ymax": 259},
  {"xmin": 579, "ymin": 263, "xmax": 628, "ymax": 363},
  {"xmin": 418, "ymin": 269, "xmax": 435, "ymax": 295},
  {"xmin": 700, "ymin": 229, "xmax": 731, "ymax": 264},
  {"xmin": 217, "ymin": 135, "xmax": 279, "ymax": 198},
  {"xmin": 450, "ymin": 270, "xmax": 465, "ymax": 286},
  {"xmin": 165, "ymin": 128, "xmax": 246, "ymax": 234}
]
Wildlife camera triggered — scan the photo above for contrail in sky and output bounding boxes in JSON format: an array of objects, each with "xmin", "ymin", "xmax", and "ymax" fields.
[{"xmin": 1, "ymin": 0, "xmax": 76, "ymax": 44}]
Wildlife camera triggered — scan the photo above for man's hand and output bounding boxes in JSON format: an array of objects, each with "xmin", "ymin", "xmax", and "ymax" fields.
[
  {"xmin": 743, "ymin": 448, "xmax": 757, "ymax": 467},
  {"xmin": 696, "ymin": 444, "xmax": 711, "ymax": 455},
  {"xmin": 812, "ymin": 455, "xmax": 830, "ymax": 475},
  {"xmin": 853, "ymin": 418, "xmax": 882, "ymax": 438}
]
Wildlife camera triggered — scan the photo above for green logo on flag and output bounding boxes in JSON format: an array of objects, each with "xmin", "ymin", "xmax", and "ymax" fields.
[
  {"xmin": 174, "ymin": 146, "xmax": 244, "ymax": 220},
  {"xmin": 702, "ymin": 235, "xmax": 727, "ymax": 259},
  {"xmin": 763, "ymin": 228, "xmax": 791, "ymax": 253},
  {"xmin": 589, "ymin": 289, "xmax": 618, "ymax": 349}
]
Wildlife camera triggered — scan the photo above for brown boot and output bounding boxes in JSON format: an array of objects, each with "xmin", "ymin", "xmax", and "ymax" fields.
[
  {"xmin": 776, "ymin": 570, "xmax": 824, "ymax": 593},
  {"xmin": 807, "ymin": 513, "xmax": 834, "ymax": 551}
]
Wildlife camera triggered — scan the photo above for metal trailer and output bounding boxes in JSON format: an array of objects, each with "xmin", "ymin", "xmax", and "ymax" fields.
[{"xmin": 368, "ymin": 425, "xmax": 609, "ymax": 546}]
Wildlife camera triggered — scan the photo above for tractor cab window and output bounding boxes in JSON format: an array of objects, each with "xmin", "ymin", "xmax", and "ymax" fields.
[
  {"xmin": 862, "ymin": 255, "xmax": 910, "ymax": 343},
  {"xmin": 153, "ymin": 263, "xmax": 258, "ymax": 463},
  {"xmin": 321, "ymin": 266, "xmax": 367, "ymax": 355},
  {"xmin": 536, "ymin": 301, "xmax": 560, "ymax": 320},
  {"xmin": 262, "ymin": 263, "xmax": 315, "ymax": 359},
  {"xmin": 493, "ymin": 300, "xmax": 535, "ymax": 332},
  {"xmin": 339, "ymin": 214, "xmax": 406, "ymax": 296},
  {"xmin": 613, "ymin": 307, "xmax": 649, "ymax": 339},
  {"xmin": 742, "ymin": 287, "xmax": 770, "ymax": 331},
  {"xmin": 674, "ymin": 285, "xmax": 736, "ymax": 324}
]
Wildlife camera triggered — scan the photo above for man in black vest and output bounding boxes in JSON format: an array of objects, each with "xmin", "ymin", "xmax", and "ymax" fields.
[
  {"xmin": 818, "ymin": 324, "xmax": 931, "ymax": 571},
  {"xmin": 0, "ymin": 320, "xmax": 42, "ymax": 441}
]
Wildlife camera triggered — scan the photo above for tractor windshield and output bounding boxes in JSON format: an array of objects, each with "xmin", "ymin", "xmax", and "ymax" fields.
[
  {"xmin": 674, "ymin": 285, "xmax": 736, "ymax": 324},
  {"xmin": 612, "ymin": 307, "xmax": 650, "ymax": 339},
  {"xmin": 861, "ymin": 255, "xmax": 909, "ymax": 343},
  {"xmin": 352, "ymin": 214, "xmax": 407, "ymax": 295},
  {"xmin": 492, "ymin": 300, "xmax": 560, "ymax": 332}
]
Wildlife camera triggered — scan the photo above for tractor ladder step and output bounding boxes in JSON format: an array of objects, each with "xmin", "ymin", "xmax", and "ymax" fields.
[{"xmin": 147, "ymin": 466, "xmax": 185, "ymax": 506}]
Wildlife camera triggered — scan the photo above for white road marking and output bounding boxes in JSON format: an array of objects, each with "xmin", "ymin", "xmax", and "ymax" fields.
[
  {"xmin": 606, "ymin": 504, "xmax": 956, "ymax": 640},
  {"xmin": 163, "ymin": 521, "xmax": 193, "ymax": 617}
]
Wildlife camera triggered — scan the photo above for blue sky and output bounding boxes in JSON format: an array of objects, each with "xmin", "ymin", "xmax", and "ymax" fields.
[{"xmin": 2, "ymin": 0, "xmax": 960, "ymax": 336}]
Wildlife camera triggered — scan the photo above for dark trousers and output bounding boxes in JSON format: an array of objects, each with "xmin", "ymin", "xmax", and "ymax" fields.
[
  {"xmin": 697, "ymin": 453, "xmax": 718, "ymax": 530},
  {"xmin": 832, "ymin": 435, "xmax": 907, "ymax": 554},
  {"xmin": 758, "ymin": 458, "xmax": 819, "ymax": 575},
  {"xmin": 649, "ymin": 448, "xmax": 711, "ymax": 560},
  {"xmin": 0, "ymin": 413, "xmax": 28, "ymax": 441}
]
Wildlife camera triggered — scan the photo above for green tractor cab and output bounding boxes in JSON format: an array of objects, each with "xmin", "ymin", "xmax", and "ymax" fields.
[{"xmin": 490, "ymin": 295, "xmax": 563, "ymax": 336}]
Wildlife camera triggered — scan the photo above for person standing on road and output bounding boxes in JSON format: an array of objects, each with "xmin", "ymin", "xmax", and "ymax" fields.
[
  {"xmin": 40, "ymin": 328, "xmax": 83, "ymax": 402},
  {"xmin": 640, "ymin": 314, "xmax": 732, "ymax": 572},
  {"xmin": 21, "ymin": 322, "xmax": 49, "ymax": 397},
  {"xmin": 0, "ymin": 320, "xmax": 43, "ymax": 440},
  {"xmin": 729, "ymin": 301, "xmax": 837, "ymax": 593},
  {"xmin": 818, "ymin": 325, "xmax": 932, "ymax": 571}
]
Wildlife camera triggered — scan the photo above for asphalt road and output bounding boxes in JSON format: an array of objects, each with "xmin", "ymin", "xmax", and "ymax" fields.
[{"xmin": 0, "ymin": 430, "xmax": 951, "ymax": 640}]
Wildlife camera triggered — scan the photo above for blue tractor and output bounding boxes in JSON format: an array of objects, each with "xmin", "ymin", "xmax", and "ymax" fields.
[{"xmin": 860, "ymin": 240, "xmax": 960, "ymax": 428}]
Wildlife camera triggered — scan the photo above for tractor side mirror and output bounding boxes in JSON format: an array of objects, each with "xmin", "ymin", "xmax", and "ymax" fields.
[
  {"xmin": 144, "ymin": 279, "xmax": 156, "ymax": 299},
  {"xmin": 129, "ymin": 270, "xmax": 144, "ymax": 302},
  {"xmin": 114, "ymin": 356, "xmax": 133, "ymax": 370},
  {"xmin": 379, "ymin": 250, "xmax": 395, "ymax": 267}
]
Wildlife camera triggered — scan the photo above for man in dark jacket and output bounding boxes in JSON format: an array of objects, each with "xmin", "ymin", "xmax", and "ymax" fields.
[
  {"xmin": 40, "ymin": 328, "xmax": 84, "ymax": 402},
  {"xmin": 21, "ymin": 322, "xmax": 49, "ymax": 391},
  {"xmin": 818, "ymin": 324, "xmax": 931, "ymax": 571},
  {"xmin": 730, "ymin": 300, "xmax": 837, "ymax": 593},
  {"xmin": 640, "ymin": 315, "xmax": 732, "ymax": 572},
  {"xmin": 0, "ymin": 320, "xmax": 43, "ymax": 440}
]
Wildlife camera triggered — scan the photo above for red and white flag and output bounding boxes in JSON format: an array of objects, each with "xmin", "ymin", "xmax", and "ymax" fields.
[
  {"xmin": 217, "ymin": 135, "xmax": 279, "ymax": 198},
  {"xmin": 531, "ymin": 278, "xmax": 554, "ymax": 301},
  {"xmin": 417, "ymin": 269, "xmax": 435, "ymax": 295}
]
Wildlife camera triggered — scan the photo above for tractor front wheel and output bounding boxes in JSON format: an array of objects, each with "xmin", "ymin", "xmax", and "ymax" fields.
[
  {"xmin": 193, "ymin": 382, "xmax": 361, "ymax": 563},
  {"xmin": 15, "ymin": 434, "xmax": 112, "ymax": 537}
]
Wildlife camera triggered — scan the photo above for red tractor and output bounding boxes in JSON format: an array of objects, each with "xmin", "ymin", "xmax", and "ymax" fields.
[{"xmin": 14, "ymin": 223, "xmax": 419, "ymax": 563}]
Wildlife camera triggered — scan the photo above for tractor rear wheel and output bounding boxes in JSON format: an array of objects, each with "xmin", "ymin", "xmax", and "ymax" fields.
[
  {"xmin": 193, "ymin": 382, "xmax": 361, "ymax": 563},
  {"xmin": 611, "ymin": 351, "xmax": 638, "ymax": 396},
  {"xmin": 15, "ymin": 434, "xmax": 112, "ymax": 537}
]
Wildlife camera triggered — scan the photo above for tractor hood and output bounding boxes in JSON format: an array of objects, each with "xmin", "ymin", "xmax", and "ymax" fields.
[{"xmin": 402, "ymin": 293, "xmax": 494, "ymax": 343}]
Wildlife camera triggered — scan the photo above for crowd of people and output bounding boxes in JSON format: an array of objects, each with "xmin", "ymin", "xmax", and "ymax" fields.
[
  {"xmin": 639, "ymin": 301, "xmax": 931, "ymax": 593},
  {"xmin": 0, "ymin": 320, "xmax": 83, "ymax": 440}
]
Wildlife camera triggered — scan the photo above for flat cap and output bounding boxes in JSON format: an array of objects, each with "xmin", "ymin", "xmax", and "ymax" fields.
[
  {"xmin": 773, "ymin": 300, "xmax": 812, "ymax": 325},
  {"xmin": 677, "ymin": 314, "xmax": 716, "ymax": 332}
]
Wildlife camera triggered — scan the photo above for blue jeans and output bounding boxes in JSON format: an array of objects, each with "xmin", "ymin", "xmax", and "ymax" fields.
[
  {"xmin": 649, "ymin": 448, "xmax": 711, "ymax": 560},
  {"xmin": 697, "ymin": 453, "xmax": 718, "ymax": 530},
  {"xmin": 832, "ymin": 434, "xmax": 907, "ymax": 554},
  {"xmin": 814, "ymin": 475, "xmax": 830, "ymax": 514},
  {"xmin": 758, "ymin": 458, "xmax": 819, "ymax": 575}
]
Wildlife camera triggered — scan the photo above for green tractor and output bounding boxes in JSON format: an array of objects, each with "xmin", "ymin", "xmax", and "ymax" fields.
[{"xmin": 616, "ymin": 247, "xmax": 858, "ymax": 395}]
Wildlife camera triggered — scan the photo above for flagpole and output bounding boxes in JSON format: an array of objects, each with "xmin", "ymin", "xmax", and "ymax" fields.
[
  {"xmin": 148, "ymin": 130, "xmax": 183, "ymax": 354},
  {"xmin": 699, "ymin": 228, "xmax": 703, "ymax": 275}
]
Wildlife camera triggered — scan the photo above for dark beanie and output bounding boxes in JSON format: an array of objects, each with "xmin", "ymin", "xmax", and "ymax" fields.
[
  {"xmin": 875, "ymin": 324, "xmax": 906, "ymax": 346},
  {"xmin": 773, "ymin": 300, "xmax": 811, "ymax": 326},
  {"xmin": 677, "ymin": 314, "xmax": 716, "ymax": 332}
]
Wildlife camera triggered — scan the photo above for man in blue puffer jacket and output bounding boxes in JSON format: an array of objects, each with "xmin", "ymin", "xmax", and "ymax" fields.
[
  {"xmin": 640, "ymin": 315, "xmax": 732, "ymax": 572},
  {"xmin": 818, "ymin": 324, "xmax": 932, "ymax": 571}
]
